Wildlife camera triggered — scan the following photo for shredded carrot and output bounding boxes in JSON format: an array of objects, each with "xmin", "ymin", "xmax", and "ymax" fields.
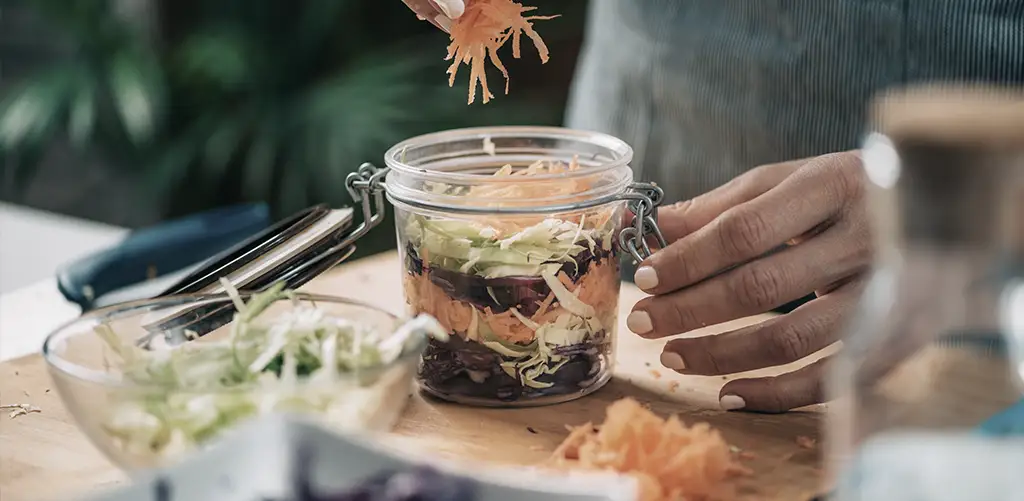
[
  {"xmin": 446, "ymin": 0, "xmax": 558, "ymax": 104},
  {"xmin": 437, "ymin": 154, "xmax": 619, "ymax": 236},
  {"xmin": 404, "ymin": 273, "xmax": 474, "ymax": 334},
  {"xmin": 548, "ymin": 398, "xmax": 743, "ymax": 501},
  {"xmin": 405, "ymin": 259, "xmax": 618, "ymax": 345},
  {"xmin": 532, "ymin": 292, "xmax": 556, "ymax": 319},
  {"xmin": 795, "ymin": 436, "xmax": 817, "ymax": 450},
  {"xmin": 573, "ymin": 259, "xmax": 620, "ymax": 316}
]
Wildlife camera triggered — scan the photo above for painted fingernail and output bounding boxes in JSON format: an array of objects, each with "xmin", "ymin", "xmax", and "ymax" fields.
[
  {"xmin": 634, "ymin": 266, "xmax": 659, "ymax": 291},
  {"xmin": 720, "ymin": 394, "xmax": 746, "ymax": 411},
  {"xmin": 434, "ymin": 14, "xmax": 453, "ymax": 32},
  {"xmin": 660, "ymin": 351, "xmax": 686, "ymax": 371},
  {"xmin": 626, "ymin": 311, "xmax": 653, "ymax": 335}
]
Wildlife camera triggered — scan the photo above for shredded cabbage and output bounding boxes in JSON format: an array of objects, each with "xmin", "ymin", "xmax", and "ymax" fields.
[
  {"xmin": 409, "ymin": 214, "xmax": 610, "ymax": 279},
  {"xmin": 406, "ymin": 214, "xmax": 612, "ymax": 389}
]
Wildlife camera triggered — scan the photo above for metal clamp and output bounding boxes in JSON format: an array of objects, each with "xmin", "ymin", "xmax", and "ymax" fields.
[
  {"xmin": 341, "ymin": 162, "xmax": 389, "ymax": 248},
  {"xmin": 617, "ymin": 182, "xmax": 667, "ymax": 264},
  {"xmin": 271, "ymin": 163, "xmax": 388, "ymax": 278}
]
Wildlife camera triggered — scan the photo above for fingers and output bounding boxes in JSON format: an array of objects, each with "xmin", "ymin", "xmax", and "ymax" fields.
[
  {"xmin": 718, "ymin": 356, "xmax": 831, "ymax": 413},
  {"xmin": 629, "ymin": 221, "xmax": 869, "ymax": 338},
  {"xmin": 655, "ymin": 160, "xmax": 803, "ymax": 243},
  {"xmin": 658, "ymin": 280, "xmax": 863, "ymax": 375},
  {"xmin": 403, "ymin": 0, "xmax": 463, "ymax": 32},
  {"xmin": 432, "ymin": 0, "xmax": 465, "ymax": 18},
  {"xmin": 636, "ymin": 152, "xmax": 864, "ymax": 295}
]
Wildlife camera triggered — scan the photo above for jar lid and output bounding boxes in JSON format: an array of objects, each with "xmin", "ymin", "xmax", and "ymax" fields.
[{"xmin": 382, "ymin": 126, "xmax": 636, "ymax": 214}]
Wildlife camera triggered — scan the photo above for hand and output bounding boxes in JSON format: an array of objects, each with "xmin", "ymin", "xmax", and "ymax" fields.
[
  {"xmin": 402, "ymin": 0, "xmax": 465, "ymax": 32},
  {"xmin": 627, "ymin": 152, "xmax": 872, "ymax": 413}
]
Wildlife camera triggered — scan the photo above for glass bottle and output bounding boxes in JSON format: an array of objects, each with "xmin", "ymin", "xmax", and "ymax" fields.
[{"xmin": 828, "ymin": 85, "xmax": 1024, "ymax": 499}]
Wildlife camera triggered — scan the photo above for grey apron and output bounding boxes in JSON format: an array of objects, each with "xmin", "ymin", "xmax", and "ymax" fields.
[{"xmin": 566, "ymin": 0, "xmax": 1024, "ymax": 204}]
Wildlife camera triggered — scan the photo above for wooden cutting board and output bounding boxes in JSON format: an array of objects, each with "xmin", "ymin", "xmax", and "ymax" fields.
[{"xmin": 0, "ymin": 252, "xmax": 828, "ymax": 501}]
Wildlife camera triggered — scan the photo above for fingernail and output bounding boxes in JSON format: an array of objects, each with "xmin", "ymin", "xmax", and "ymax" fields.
[
  {"xmin": 634, "ymin": 266, "xmax": 659, "ymax": 291},
  {"xmin": 434, "ymin": 14, "xmax": 453, "ymax": 32},
  {"xmin": 660, "ymin": 351, "xmax": 686, "ymax": 371},
  {"xmin": 626, "ymin": 311, "xmax": 653, "ymax": 335},
  {"xmin": 433, "ymin": 0, "xmax": 465, "ymax": 18},
  {"xmin": 720, "ymin": 394, "xmax": 746, "ymax": 411}
]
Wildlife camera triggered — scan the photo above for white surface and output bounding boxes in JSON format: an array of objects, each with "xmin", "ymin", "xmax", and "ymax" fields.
[
  {"xmin": 0, "ymin": 202, "xmax": 126, "ymax": 293},
  {"xmin": 0, "ymin": 203, "xmax": 126, "ymax": 361},
  {"xmin": 0, "ymin": 278, "xmax": 84, "ymax": 361}
]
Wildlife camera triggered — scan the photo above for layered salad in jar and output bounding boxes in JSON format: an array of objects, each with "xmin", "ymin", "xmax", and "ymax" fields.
[{"xmin": 400, "ymin": 158, "xmax": 624, "ymax": 404}]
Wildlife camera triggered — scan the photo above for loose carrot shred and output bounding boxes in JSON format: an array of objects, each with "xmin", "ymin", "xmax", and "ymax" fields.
[
  {"xmin": 446, "ymin": 0, "xmax": 558, "ymax": 104},
  {"xmin": 796, "ymin": 436, "xmax": 817, "ymax": 450}
]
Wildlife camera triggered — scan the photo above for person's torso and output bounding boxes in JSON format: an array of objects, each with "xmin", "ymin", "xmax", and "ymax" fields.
[{"xmin": 565, "ymin": 0, "xmax": 1024, "ymax": 202}]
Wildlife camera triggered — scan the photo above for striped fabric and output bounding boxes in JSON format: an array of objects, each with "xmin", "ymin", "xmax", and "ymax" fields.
[{"xmin": 565, "ymin": 0, "xmax": 1024, "ymax": 204}]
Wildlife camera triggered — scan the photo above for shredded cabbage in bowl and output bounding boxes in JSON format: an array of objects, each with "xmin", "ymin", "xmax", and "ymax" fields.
[{"xmin": 91, "ymin": 281, "xmax": 447, "ymax": 465}]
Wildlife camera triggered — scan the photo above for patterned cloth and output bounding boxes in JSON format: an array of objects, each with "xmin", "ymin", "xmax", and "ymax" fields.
[{"xmin": 566, "ymin": 0, "xmax": 1024, "ymax": 203}]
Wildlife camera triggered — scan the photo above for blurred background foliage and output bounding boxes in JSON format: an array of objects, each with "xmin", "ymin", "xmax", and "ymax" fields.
[{"xmin": 0, "ymin": 0, "xmax": 589, "ymax": 257}]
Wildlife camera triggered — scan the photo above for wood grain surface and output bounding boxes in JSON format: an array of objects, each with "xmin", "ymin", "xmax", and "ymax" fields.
[{"xmin": 0, "ymin": 252, "xmax": 828, "ymax": 501}]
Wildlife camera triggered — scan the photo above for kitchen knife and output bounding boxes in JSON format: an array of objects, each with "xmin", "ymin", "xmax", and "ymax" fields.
[{"xmin": 56, "ymin": 203, "xmax": 271, "ymax": 311}]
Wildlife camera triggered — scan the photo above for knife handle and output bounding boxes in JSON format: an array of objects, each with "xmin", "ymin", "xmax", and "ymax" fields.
[{"xmin": 56, "ymin": 203, "xmax": 270, "ymax": 310}]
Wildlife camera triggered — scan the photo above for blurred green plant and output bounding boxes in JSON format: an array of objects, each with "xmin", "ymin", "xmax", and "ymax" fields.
[{"xmin": 0, "ymin": 0, "xmax": 584, "ymax": 255}]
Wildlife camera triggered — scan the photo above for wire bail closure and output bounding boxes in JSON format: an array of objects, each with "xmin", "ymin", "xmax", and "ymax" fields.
[
  {"xmin": 342, "ymin": 162, "xmax": 389, "ymax": 248},
  {"xmin": 618, "ymin": 182, "xmax": 667, "ymax": 264},
  {"xmin": 273, "ymin": 162, "xmax": 389, "ymax": 279},
  {"xmin": 347, "ymin": 163, "xmax": 666, "ymax": 265},
  {"xmin": 228, "ymin": 162, "xmax": 388, "ymax": 297}
]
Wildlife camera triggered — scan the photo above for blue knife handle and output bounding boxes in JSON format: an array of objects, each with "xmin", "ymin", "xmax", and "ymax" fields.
[{"xmin": 56, "ymin": 203, "xmax": 271, "ymax": 311}]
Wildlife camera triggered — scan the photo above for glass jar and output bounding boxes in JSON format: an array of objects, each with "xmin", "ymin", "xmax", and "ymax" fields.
[
  {"xmin": 360, "ymin": 126, "xmax": 664, "ymax": 407},
  {"xmin": 827, "ymin": 86, "xmax": 1024, "ymax": 500}
]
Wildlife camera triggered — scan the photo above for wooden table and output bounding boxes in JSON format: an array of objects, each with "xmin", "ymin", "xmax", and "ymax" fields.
[{"xmin": 0, "ymin": 252, "xmax": 828, "ymax": 501}]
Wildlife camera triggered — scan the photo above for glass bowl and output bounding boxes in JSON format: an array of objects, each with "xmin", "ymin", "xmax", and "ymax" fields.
[{"xmin": 42, "ymin": 292, "xmax": 422, "ymax": 471}]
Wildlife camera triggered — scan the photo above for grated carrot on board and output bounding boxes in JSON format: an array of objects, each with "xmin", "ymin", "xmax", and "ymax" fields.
[
  {"xmin": 548, "ymin": 398, "xmax": 744, "ymax": 501},
  {"xmin": 446, "ymin": 0, "xmax": 558, "ymax": 104}
]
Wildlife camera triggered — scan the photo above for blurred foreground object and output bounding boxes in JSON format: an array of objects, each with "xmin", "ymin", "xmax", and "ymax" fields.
[
  {"xmin": 72, "ymin": 413, "xmax": 635, "ymax": 501},
  {"xmin": 827, "ymin": 85, "xmax": 1024, "ymax": 500}
]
